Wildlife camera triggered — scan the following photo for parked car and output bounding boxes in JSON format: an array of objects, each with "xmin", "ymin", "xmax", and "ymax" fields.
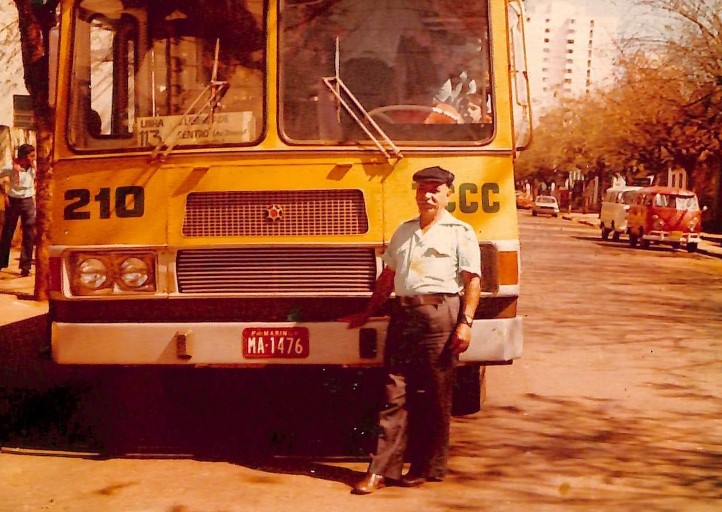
[
  {"xmin": 516, "ymin": 190, "xmax": 534, "ymax": 209},
  {"xmin": 531, "ymin": 195, "xmax": 559, "ymax": 217},
  {"xmin": 627, "ymin": 186, "xmax": 705, "ymax": 252},
  {"xmin": 599, "ymin": 186, "xmax": 641, "ymax": 241}
]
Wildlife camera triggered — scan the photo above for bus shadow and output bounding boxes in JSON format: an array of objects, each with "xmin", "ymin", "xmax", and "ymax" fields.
[{"xmin": 1, "ymin": 361, "xmax": 382, "ymax": 462}]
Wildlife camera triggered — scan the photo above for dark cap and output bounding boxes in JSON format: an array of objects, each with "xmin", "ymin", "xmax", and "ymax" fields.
[
  {"xmin": 412, "ymin": 166, "xmax": 455, "ymax": 186},
  {"xmin": 17, "ymin": 144, "xmax": 35, "ymax": 159}
]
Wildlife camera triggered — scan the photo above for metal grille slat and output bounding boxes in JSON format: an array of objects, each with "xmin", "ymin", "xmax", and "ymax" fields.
[
  {"xmin": 183, "ymin": 190, "xmax": 369, "ymax": 237},
  {"xmin": 176, "ymin": 247, "xmax": 376, "ymax": 294}
]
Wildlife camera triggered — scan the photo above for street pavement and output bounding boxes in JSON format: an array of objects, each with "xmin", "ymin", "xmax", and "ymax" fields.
[
  {"xmin": 0, "ymin": 216, "xmax": 720, "ymax": 329},
  {"xmin": 0, "ymin": 246, "xmax": 47, "ymax": 326}
]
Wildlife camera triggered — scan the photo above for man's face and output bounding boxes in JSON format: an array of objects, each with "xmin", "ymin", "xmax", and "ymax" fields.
[
  {"xmin": 416, "ymin": 181, "xmax": 450, "ymax": 215},
  {"xmin": 19, "ymin": 151, "xmax": 36, "ymax": 165}
]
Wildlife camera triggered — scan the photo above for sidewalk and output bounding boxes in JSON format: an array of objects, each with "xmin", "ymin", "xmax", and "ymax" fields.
[
  {"xmin": 0, "ymin": 247, "xmax": 48, "ymax": 327},
  {"xmin": 561, "ymin": 212, "xmax": 722, "ymax": 259}
]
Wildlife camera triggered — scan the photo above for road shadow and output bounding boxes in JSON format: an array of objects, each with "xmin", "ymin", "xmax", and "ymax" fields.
[{"xmin": 444, "ymin": 394, "xmax": 722, "ymax": 510}]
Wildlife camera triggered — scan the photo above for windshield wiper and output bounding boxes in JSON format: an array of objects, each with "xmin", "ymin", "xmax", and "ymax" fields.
[
  {"xmin": 321, "ymin": 76, "xmax": 402, "ymax": 162},
  {"xmin": 150, "ymin": 39, "xmax": 229, "ymax": 161},
  {"xmin": 321, "ymin": 38, "xmax": 402, "ymax": 162}
]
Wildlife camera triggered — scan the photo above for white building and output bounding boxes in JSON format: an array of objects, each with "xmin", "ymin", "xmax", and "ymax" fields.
[
  {"xmin": 0, "ymin": 0, "xmax": 28, "ymax": 129},
  {"xmin": 524, "ymin": 0, "xmax": 618, "ymax": 119}
]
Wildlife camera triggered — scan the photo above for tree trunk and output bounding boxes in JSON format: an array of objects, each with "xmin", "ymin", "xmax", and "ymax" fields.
[
  {"xmin": 13, "ymin": 0, "xmax": 59, "ymax": 300},
  {"xmin": 714, "ymin": 158, "xmax": 722, "ymax": 233}
]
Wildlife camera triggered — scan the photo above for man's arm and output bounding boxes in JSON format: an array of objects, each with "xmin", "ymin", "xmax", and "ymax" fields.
[
  {"xmin": 449, "ymin": 270, "xmax": 481, "ymax": 355},
  {"xmin": 338, "ymin": 266, "xmax": 395, "ymax": 328}
]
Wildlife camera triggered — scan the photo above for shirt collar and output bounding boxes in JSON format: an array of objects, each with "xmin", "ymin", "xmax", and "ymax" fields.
[{"xmin": 409, "ymin": 209, "xmax": 457, "ymax": 226}]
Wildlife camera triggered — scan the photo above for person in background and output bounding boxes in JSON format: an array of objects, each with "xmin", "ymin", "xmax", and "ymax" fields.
[
  {"xmin": 0, "ymin": 144, "xmax": 37, "ymax": 277},
  {"xmin": 340, "ymin": 166, "xmax": 482, "ymax": 495}
]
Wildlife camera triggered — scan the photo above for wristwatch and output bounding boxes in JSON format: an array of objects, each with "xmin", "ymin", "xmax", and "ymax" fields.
[{"xmin": 459, "ymin": 314, "xmax": 474, "ymax": 327}]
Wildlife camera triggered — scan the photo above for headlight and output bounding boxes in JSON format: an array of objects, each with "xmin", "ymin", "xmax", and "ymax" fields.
[
  {"xmin": 119, "ymin": 257, "xmax": 150, "ymax": 288},
  {"xmin": 653, "ymin": 215, "xmax": 665, "ymax": 231},
  {"xmin": 69, "ymin": 252, "xmax": 157, "ymax": 296},
  {"xmin": 688, "ymin": 218, "xmax": 699, "ymax": 230},
  {"xmin": 77, "ymin": 258, "xmax": 109, "ymax": 290}
]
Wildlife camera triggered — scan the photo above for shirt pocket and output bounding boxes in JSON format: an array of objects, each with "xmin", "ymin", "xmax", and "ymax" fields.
[{"xmin": 422, "ymin": 243, "xmax": 455, "ymax": 279}]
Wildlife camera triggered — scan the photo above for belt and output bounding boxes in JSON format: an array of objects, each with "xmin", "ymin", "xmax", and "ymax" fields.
[{"xmin": 397, "ymin": 293, "xmax": 457, "ymax": 307}]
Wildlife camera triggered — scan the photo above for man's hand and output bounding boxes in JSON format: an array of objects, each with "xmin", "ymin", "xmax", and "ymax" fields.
[
  {"xmin": 450, "ymin": 323, "xmax": 471, "ymax": 355},
  {"xmin": 337, "ymin": 311, "xmax": 371, "ymax": 329},
  {"xmin": 338, "ymin": 267, "xmax": 395, "ymax": 329}
]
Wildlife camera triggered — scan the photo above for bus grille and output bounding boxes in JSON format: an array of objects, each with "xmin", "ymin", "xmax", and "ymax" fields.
[
  {"xmin": 176, "ymin": 247, "xmax": 376, "ymax": 294},
  {"xmin": 183, "ymin": 190, "xmax": 369, "ymax": 237}
]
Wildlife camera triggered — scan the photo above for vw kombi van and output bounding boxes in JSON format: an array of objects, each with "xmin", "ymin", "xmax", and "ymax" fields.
[
  {"xmin": 627, "ymin": 186, "xmax": 704, "ymax": 252},
  {"xmin": 599, "ymin": 186, "xmax": 641, "ymax": 241}
]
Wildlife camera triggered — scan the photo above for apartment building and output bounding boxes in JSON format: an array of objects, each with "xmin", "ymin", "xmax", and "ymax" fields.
[{"xmin": 524, "ymin": 0, "xmax": 618, "ymax": 118}]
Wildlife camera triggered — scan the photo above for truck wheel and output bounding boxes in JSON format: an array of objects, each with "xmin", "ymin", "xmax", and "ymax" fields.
[
  {"xmin": 629, "ymin": 232, "xmax": 638, "ymax": 247},
  {"xmin": 452, "ymin": 364, "xmax": 487, "ymax": 416},
  {"xmin": 687, "ymin": 243, "xmax": 698, "ymax": 253},
  {"xmin": 532, "ymin": 210, "xmax": 537, "ymax": 217},
  {"xmin": 601, "ymin": 226, "xmax": 611, "ymax": 240},
  {"xmin": 640, "ymin": 238, "xmax": 650, "ymax": 249},
  {"xmin": 612, "ymin": 231, "xmax": 621, "ymax": 241}
]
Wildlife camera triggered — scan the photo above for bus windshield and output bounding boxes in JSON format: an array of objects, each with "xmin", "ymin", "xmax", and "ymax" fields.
[
  {"xmin": 279, "ymin": 0, "xmax": 493, "ymax": 144},
  {"xmin": 68, "ymin": 0, "xmax": 266, "ymax": 151}
]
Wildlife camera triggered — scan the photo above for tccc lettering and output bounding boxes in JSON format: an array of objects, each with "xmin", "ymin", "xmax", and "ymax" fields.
[{"xmin": 446, "ymin": 182, "xmax": 501, "ymax": 214}]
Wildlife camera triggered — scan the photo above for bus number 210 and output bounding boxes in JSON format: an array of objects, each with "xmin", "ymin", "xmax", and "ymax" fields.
[{"xmin": 63, "ymin": 186, "xmax": 145, "ymax": 220}]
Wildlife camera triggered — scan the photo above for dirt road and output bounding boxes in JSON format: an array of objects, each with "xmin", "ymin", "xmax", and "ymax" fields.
[{"xmin": 1, "ymin": 213, "xmax": 720, "ymax": 511}]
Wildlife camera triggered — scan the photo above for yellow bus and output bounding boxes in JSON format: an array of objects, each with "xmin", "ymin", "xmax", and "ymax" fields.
[{"xmin": 49, "ymin": 0, "xmax": 530, "ymax": 412}]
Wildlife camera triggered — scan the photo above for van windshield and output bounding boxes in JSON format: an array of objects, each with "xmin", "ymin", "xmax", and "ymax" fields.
[
  {"xmin": 621, "ymin": 191, "xmax": 637, "ymax": 204},
  {"xmin": 653, "ymin": 194, "xmax": 700, "ymax": 210}
]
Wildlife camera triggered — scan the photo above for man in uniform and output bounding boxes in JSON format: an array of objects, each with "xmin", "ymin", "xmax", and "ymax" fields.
[{"xmin": 340, "ymin": 166, "xmax": 481, "ymax": 494}]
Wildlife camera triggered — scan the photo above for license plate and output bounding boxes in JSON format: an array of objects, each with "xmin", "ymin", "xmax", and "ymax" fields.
[
  {"xmin": 242, "ymin": 327, "xmax": 309, "ymax": 359},
  {"xmin": 670, "ymin": 231, "xmax": 683, "ymax": 240}
]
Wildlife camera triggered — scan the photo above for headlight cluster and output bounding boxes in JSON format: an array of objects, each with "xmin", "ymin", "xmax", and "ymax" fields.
[{"xmin": 70, "ymin": 252, "xmax": 156, "ymax": 295}]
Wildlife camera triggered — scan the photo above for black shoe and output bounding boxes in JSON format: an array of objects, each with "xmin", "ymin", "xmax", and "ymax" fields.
[
  {"xmin": 399, "ymin": 474, "xmax": 426, "ymax": 487},
  {"xmin": 20, "ymin": 269, "xmax": 30, "ymax": 277}
]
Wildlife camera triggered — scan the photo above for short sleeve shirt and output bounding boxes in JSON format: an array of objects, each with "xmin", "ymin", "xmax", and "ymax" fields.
[
  {"xmin": 382, "ymin": 210, "xmax": 481, "ymax": 296},
  {"xmin": 0, "ymin": 163, "xmax": 35, "ymax": 198}
]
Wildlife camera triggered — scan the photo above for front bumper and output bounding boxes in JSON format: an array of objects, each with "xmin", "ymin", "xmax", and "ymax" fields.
[
  {"xmin": 51, "ymin": 316, "xmax": 523, "ymax": 365},
  {"xmin": 643, "ymin": 231, "xmax": 701, "ymax": 244}
]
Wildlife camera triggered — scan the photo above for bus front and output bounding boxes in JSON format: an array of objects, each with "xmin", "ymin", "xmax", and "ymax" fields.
[{"xmin": 50, "ymin": 0, "xmax": 526, "ymax": 407}]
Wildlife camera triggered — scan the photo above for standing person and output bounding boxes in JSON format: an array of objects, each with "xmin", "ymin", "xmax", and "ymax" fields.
[
  {"xmin": 0, "ymin": 144, "xmax": 37, "ymax": 277},
  {"xmin": 340, "ymin": 166, "xmax": 481, "ymax": 494}
]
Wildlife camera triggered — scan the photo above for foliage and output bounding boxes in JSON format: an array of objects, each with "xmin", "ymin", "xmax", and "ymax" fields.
[{"xmin": 517, "ymin": 0, "xmax": 722, "ymax": 219}]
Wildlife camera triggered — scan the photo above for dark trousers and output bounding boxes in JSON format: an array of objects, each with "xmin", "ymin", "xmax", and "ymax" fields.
[
  {"xmin": 0, "ymin": 196, "xmax": 36, "ymax": 272},
  {"xmin": 368, "ymin": 295, "xmax": 460, "ymax": 480}
]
